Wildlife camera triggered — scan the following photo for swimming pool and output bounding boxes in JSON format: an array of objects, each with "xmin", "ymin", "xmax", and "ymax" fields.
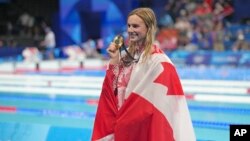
[{"xmin": 0, "ymin": 71, "xmax": 249, "ymax": 141}]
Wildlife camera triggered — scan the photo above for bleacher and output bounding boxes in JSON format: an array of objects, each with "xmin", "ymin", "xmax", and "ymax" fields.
[{"xmin": 0, "ymin": 0, "xmax": 250, "ymax": 69}]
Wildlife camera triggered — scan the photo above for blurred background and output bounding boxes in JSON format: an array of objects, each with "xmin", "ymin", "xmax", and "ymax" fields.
[{"xmin": 0, "ymin": 0, "xmax": 250, "ymax": 140}]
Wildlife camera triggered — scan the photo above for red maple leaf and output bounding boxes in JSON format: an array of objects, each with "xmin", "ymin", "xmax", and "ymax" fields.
[{"xmin": 153, "ymin": 62, "xmax": 184, "ymax": 96}]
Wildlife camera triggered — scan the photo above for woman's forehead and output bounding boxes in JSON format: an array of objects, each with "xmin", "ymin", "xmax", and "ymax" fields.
[{"xmin": 127, "ymin": 15, "xmax": 144, "ymax": 24}]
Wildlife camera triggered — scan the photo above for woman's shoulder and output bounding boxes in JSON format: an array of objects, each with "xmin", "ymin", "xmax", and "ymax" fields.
[
  {"xmin": 151, "ymin": 43, "xmax": 164, "ymax": 54},
  {"xmin": 150, "ymin": 44, "xmax": 174, "ymax": 65}
]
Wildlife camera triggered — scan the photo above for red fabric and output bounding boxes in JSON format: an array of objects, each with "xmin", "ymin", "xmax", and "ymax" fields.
[
  {"xmin": 114, "ymin": 93, "xmax": 174, "ymax": 141},
  {"xmin": 92, "ymin": 82, "xmax": 175, "ymax": 141},
  {"xmin": 154, "ymin": 62, "xmax": 184, "ymax": 96},
  {"xmin": 205, "ymin": 0, "xmax": 213, "ymax": 9},
  {"xmin": 92, "ymin": 46, "xmax": 195, "ymax": 141},
  {"xmin": 91, "ymin": 68, "xmax": 118, "ymax": 140},
  {"xmin": 222, "ymin": 5, "xmax": 234, "ymax": 17}
]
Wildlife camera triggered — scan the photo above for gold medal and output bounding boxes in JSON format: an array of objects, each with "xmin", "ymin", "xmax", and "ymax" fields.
[{"xmin": 113, "ymin": 35, "xmax": 124, "ymax": 50}]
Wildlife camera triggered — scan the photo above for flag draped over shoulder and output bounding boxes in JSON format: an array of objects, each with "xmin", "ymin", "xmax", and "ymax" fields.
[{"xmin": 92, "ymin": 48, "xmax": 196, "ymax": 141}]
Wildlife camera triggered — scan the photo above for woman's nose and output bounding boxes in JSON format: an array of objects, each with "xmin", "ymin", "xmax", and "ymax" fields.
[{"xmin": 128, "ymin": 27, "xmax": 134, "ymax": 33}]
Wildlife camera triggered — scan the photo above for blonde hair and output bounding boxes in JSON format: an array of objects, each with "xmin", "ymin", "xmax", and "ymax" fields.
[{"xmin": 126, "ymin": 8, "xmax": 157, "ymax": 62}]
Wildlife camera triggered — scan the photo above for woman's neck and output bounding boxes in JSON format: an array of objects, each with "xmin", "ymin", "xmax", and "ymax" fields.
[
  {"xmin": 134, "ymin": 42, "xmax": 144, "ymax": 54},
  {"xmin": 136, "ymin": 45, "xmax": 144, "ymax": 54}
]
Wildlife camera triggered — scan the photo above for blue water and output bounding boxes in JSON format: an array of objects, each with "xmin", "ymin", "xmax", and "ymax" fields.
[
  {"xmin": 0, "ymin": 67, "xmax": 250, "ymax": 141},
  {"xmin": 1, "ymin": 92, "xmax": 250, "ymax": 141}
]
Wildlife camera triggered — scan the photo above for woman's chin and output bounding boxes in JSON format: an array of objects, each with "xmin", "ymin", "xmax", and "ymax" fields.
[{"xmin": 129, "ymin": 38, "xmax": 138, "ymax": 42}]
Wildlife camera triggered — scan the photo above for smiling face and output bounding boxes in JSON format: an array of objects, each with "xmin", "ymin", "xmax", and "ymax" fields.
[{"xmin": 127, "ymin": 15, "xmax": 148, "ymax": 45}]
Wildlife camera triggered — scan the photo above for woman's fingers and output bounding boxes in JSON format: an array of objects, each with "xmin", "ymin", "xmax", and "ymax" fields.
[
  {"xmin": 107, "ymin": 43, "xmax": 119, "ymax": 58},
  {"xmin": 107, "ymin": 43, "xmax": 116, "ymax": 52}
]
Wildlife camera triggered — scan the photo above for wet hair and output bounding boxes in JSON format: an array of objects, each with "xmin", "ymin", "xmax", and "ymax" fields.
[{"xmin": 127, "ymin": 7, "xmax": 157, "ymax": 63}]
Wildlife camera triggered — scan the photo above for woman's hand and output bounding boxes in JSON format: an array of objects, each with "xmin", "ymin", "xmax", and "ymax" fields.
[{"xmin": 106, "ymin": 42, "xmax": 119, "ymax": 64}]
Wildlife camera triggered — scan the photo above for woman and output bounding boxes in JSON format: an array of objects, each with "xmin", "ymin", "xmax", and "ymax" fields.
[{"xmin": 92, "ymin": 8, "xmax": 195, "ymax": 141}]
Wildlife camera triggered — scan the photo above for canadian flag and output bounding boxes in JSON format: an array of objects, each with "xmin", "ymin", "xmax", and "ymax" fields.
[{"xmin": 92, "ymin": 48, "xmax": 196, "ymax": 141}]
